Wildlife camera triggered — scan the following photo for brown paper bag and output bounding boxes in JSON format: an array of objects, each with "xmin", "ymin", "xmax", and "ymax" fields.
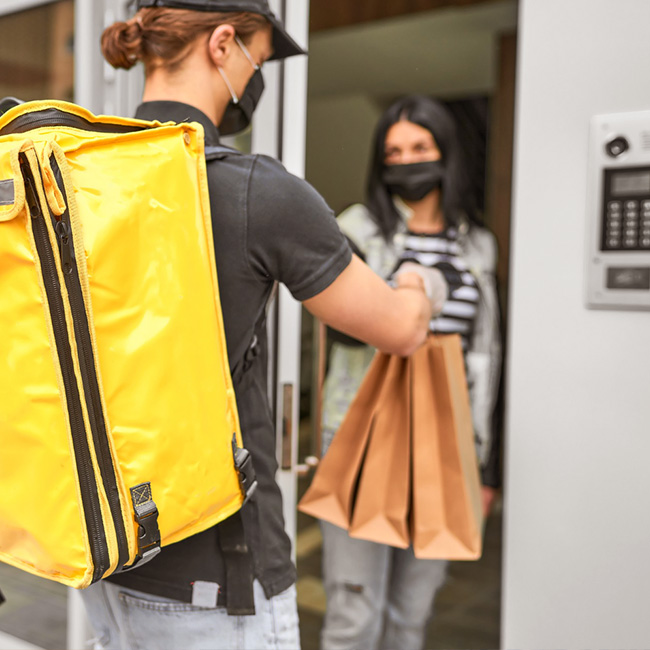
[
  {"xmin": 348, "ymin": 354, "xmax": 411, "ymax": 548},
  {"xmin": 411, "ymin": 335, "xmax": 483, "ymax": 560},
  {"xmin": 298, "ymin": 352, "xmax": 391, "ymax": 528}
]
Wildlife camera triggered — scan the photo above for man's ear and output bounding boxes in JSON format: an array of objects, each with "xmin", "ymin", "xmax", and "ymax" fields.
[{"xmin": 207, "ymin": 24, "xmax": 236, "ymax": 67}]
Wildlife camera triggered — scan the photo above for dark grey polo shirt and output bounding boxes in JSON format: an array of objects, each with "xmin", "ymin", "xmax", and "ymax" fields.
[{"xmin": 108, "ymin": 101, "xmax": 351, "ymax": 602}]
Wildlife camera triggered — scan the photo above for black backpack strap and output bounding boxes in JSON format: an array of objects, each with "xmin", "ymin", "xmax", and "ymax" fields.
[
  {"xmin": 0, "ymin": 96, "xmax": 23, "ymax": 116},
  {"xmin": 204, "ymin": 144, "xmax": 242, "ymax": 162},
  {"xmin": 217, "ymin": 511, "xmax": 255, "ymax": 615},
  {"xmin": 206, "ymin": 139, "xmax": 255, "ymax": 615}
]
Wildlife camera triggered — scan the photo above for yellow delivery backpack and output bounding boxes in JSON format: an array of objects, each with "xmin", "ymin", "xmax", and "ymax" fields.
[{"xmin": 0, "ymin": 100, "xmax": 256, "ymax": 595}]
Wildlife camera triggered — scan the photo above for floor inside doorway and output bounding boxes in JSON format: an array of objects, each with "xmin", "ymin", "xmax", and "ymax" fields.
[{"xmin": 296, "ymin": 481, "xmax": 502, "ymax": 650}]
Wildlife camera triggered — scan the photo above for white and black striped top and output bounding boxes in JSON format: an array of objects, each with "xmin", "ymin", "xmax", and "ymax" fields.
[{"xmin": 396, "ymin": 228, "xmax": 480, "ymax": 350}]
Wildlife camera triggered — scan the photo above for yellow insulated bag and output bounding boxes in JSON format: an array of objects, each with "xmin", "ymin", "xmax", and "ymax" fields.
[{"xmin": 0, "ymin": 100, "xmax": 256, "ymax": 591}]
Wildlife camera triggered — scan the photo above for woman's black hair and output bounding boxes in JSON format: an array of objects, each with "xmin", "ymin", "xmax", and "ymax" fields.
[{"xmin": 365, "ymin": 95, "xmax": 480, "ymax": 242}]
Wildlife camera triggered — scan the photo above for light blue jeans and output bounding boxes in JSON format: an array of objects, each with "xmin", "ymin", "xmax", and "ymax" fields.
[
  {"xmin": 320, "ymin": 521, "xmax": 448, "ymax": 650},
  {"xmin": 80, "ymin": 579, "xmax": 300, "ymax": 650}
]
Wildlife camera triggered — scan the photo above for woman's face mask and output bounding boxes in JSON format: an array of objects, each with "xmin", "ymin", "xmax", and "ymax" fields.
[
  {"xmin": 381, "ymin": 160, "xmax": 445, "ymax": 202},
  {"xmin": 218, "ymin": 36, "xmax": 265, "ymax": 136}
]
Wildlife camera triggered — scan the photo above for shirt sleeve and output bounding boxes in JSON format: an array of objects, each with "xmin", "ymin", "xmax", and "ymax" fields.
[{"xmin": 245, "ymin": 155, "xmax": 352, "ymax": 302}]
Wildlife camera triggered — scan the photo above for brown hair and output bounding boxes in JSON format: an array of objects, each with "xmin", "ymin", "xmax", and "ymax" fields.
[{"xmin": 101, "ymin": 8, "xmax": 268, "ymax": 73}]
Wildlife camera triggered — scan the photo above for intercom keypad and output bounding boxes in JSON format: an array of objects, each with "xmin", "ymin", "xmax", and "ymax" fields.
[{"xmin": 602, "ymin": 167, "xmax": 650, "ymax": 251}]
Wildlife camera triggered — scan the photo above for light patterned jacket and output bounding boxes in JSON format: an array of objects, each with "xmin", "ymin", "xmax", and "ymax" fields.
[{"xmin": 321, "ymin": 202, "xmax": 502, "ymax": 484}]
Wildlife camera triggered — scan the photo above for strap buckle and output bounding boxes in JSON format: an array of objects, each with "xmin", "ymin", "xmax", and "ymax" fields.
[
  {"xmin": 232, "ymin": 437, "xmax": 258, "ymax": 504},
  {"xmin": 120, "ymin": 482, "xmax": 161, "ymax": 572}
]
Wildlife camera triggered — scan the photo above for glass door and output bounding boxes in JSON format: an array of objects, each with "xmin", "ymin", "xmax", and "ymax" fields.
[
  {"xmin": 0, "ymin": 4, "xmax": 74, "ymax": 650},
  {"xmin": 0, "ymin": 0, "xmax": 73, "ymax": 104}
]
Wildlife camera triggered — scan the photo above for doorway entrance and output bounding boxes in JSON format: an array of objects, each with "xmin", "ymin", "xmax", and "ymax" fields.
[{"xmin": 296, "ymin": 1, "xmax": 518, "ymax": 647}]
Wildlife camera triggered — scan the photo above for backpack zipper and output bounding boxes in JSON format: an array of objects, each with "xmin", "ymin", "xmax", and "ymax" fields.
[
  {"xmin": 20, "ymin": 155, "xmax": 110, "ymax": 583},
  {"xmin": 46, "ymin": 155, "xmax": 130, "ymax": 572},
  {"xmin": 1, "ymin": 109, "xmax": 148, "ymax": 136}
]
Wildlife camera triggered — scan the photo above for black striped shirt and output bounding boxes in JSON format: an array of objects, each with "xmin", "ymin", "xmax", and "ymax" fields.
[{"xmin": 396, "ymin": 228, "xmax": 480, "ymax": 350}]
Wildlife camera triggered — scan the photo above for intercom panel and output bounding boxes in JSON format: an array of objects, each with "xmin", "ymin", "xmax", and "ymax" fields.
[{"xmin": 586, "ymin": 110, "xmax": 650, "ymax": 310}]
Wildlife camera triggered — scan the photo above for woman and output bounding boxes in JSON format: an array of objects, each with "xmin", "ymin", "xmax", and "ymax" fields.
[
  {"xmin": 82, "ymin": 4, "xmax": 444, "ymax": 650},
  {"xmin": 320, "ymin": 95, "xmax": 502, "ymax": 650}
]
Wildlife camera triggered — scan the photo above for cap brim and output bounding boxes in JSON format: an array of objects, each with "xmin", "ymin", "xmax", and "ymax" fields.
[{"xmin": 267, "ymin": 14, "xmax": 306, "ymax": 61}]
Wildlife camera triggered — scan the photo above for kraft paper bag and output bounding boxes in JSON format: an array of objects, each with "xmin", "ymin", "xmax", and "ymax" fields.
[
  {"xmin": 298, "ymin": 352, "xmax": 391, "ymax": 528},
  {"xmin": 348, "ymin": 354, "xmax": 411, "ymax": 548},
  {"xmin": 411, "ymin": 335, "xmax": 483, "ymax": 560}
]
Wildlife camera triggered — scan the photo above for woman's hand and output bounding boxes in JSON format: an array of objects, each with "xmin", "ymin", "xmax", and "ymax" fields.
[
  {"xmin": 481, "ymin": 485, "xmax": 498, "ymax": 518},
  {"xmin": 394, "ymin": 262, "xmax": 448, "ymax": 316}
]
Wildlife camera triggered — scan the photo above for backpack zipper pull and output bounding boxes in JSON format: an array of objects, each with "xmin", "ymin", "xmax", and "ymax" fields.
[
  {"xmin": 55, "ymin": 220, "xmax": 74, "ymax": 274},
  {"xmin": 23, "ymin": 173, "xmax": 41, "ymax": 219}
]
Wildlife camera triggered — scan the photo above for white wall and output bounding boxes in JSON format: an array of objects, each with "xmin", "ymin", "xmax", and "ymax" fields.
[{"xmin": 503, "ymin": 1, "xmax": 650, "ymax": 648}]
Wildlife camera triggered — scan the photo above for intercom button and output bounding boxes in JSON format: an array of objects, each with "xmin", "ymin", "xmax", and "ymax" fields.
[
  {"xmin": 608, "ymin": 201, "xmax": 622, "ymax": 212},
  {"xmin": 625, "ymin": 200, "xmax": 638, "ymax": 210},
  {"xmin": 643, "ymin": 200, "xmax": 650, "ymax": 210},
  {"xmin": 608, "ymin": 238, "xmax": 621, "ymax": 249},
  {"xmin": 642, "ymin": 238, "xmax": 650, "ymax": 248},
  {"xmin": 624, "ymin": 238, "xmax": 637, "ymax": 248}
]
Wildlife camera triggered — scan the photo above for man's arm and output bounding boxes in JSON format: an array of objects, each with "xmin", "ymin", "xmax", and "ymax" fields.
[{"xmin": 303, "ymin": 255, "xmax": 433, "ymax": 357}]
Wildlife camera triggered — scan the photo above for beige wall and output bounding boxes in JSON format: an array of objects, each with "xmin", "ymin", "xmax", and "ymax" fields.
[
  {"xmin": 306, "ymin": 94, "xmax": 382, "ymax": 215},
  {"xmin": 0, "ymin": 1, "xmax": 73, "ymax": 103},
  {"xmin": 304, "ymin": 0, "xmax": 517, "ymax": 216}
]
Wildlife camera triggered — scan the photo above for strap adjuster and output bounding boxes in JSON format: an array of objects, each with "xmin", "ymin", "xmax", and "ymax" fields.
[
  {"xmin": 232, "ymin": 437, "xmax": 258, "ymax": 504},
  {"xmin": 119, "ymin": 482, "xmax": 161, "ymax": 573}
]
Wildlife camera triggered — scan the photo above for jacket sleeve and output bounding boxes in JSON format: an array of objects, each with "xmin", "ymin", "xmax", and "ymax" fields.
[
  {"xmin": 464, "ymin": 229, "xmax": 503, "ymax": 488},
  {"xmin": 335, "ymin": 204, "xmax": 377, "ymax": 256}
]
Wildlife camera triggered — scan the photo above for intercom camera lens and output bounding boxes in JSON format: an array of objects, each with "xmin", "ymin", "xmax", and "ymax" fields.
[{"xmin": 605, "ymin": 136, "xmax": 629, "ymax": 158}]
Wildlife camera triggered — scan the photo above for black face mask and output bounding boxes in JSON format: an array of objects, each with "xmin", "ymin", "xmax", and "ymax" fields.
[
  {"xmin": 382, "ymin": 160, "xmax": 445, "ymax": 202},
  {"xmin": 219, "ymin": 69, "xmax": 265, "ymax": 136}
]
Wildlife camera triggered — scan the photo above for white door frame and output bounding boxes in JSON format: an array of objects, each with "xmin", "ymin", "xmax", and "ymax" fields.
[
  {"xmin": 75, "ymin": 0, "xmax": 144, "ymax": 115},
  {"xmin": 251, "ymin": 0, "xmax": 310, "ymax": 556}
]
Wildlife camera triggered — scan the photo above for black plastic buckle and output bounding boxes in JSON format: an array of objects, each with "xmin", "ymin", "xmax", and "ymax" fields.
[
  {"xmin": 120, "ymin": 482, "xmax": 161, "ymax": 572},
  {"xmin": 242, "ymin": 334, "xmax": 260, "ymax": 372},
  {"xmin": 232, "ymin": 437, "xmax": 258, "ymax": 504},
  {"xmin": 136, "ymin": 505, "xmax": 161, "ymax": 552}
]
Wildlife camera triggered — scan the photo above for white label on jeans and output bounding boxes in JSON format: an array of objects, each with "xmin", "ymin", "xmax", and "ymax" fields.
[{"xmin": 191, "ymin": 580, "xmax": 220, "ymax": 608}]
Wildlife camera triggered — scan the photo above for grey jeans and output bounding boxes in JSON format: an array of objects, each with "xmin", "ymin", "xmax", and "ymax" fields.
[
  {"xmin": 80, "ymin": 579, "xmax": 300, "ymax": 650},
  {"xmin": 320, "ymin": 521, "xmax": 448, "ymax": 650}
]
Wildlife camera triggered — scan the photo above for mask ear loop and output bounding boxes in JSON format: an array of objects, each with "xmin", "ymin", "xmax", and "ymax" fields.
[
  {"xmin": 217, "ymin": 36, "xmax": 259, "ymax": 106},
  {"xmin": 218, "ymin": 67, "xmax": 239, "ymax": 105},
  {"xmin": 234, "ymin": 35, "xmax": 260, "ymax": 72}
]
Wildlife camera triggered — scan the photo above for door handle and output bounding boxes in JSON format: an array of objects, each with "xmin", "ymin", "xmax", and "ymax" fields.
[{"xmin": 296, "ymin": 455, "xmax": 319, "ymax": 478}]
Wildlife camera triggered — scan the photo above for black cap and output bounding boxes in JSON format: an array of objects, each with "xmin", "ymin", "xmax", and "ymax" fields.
[{"xmin": 135, "ymin": 0, "xmax": 306, "ymax": 61}]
